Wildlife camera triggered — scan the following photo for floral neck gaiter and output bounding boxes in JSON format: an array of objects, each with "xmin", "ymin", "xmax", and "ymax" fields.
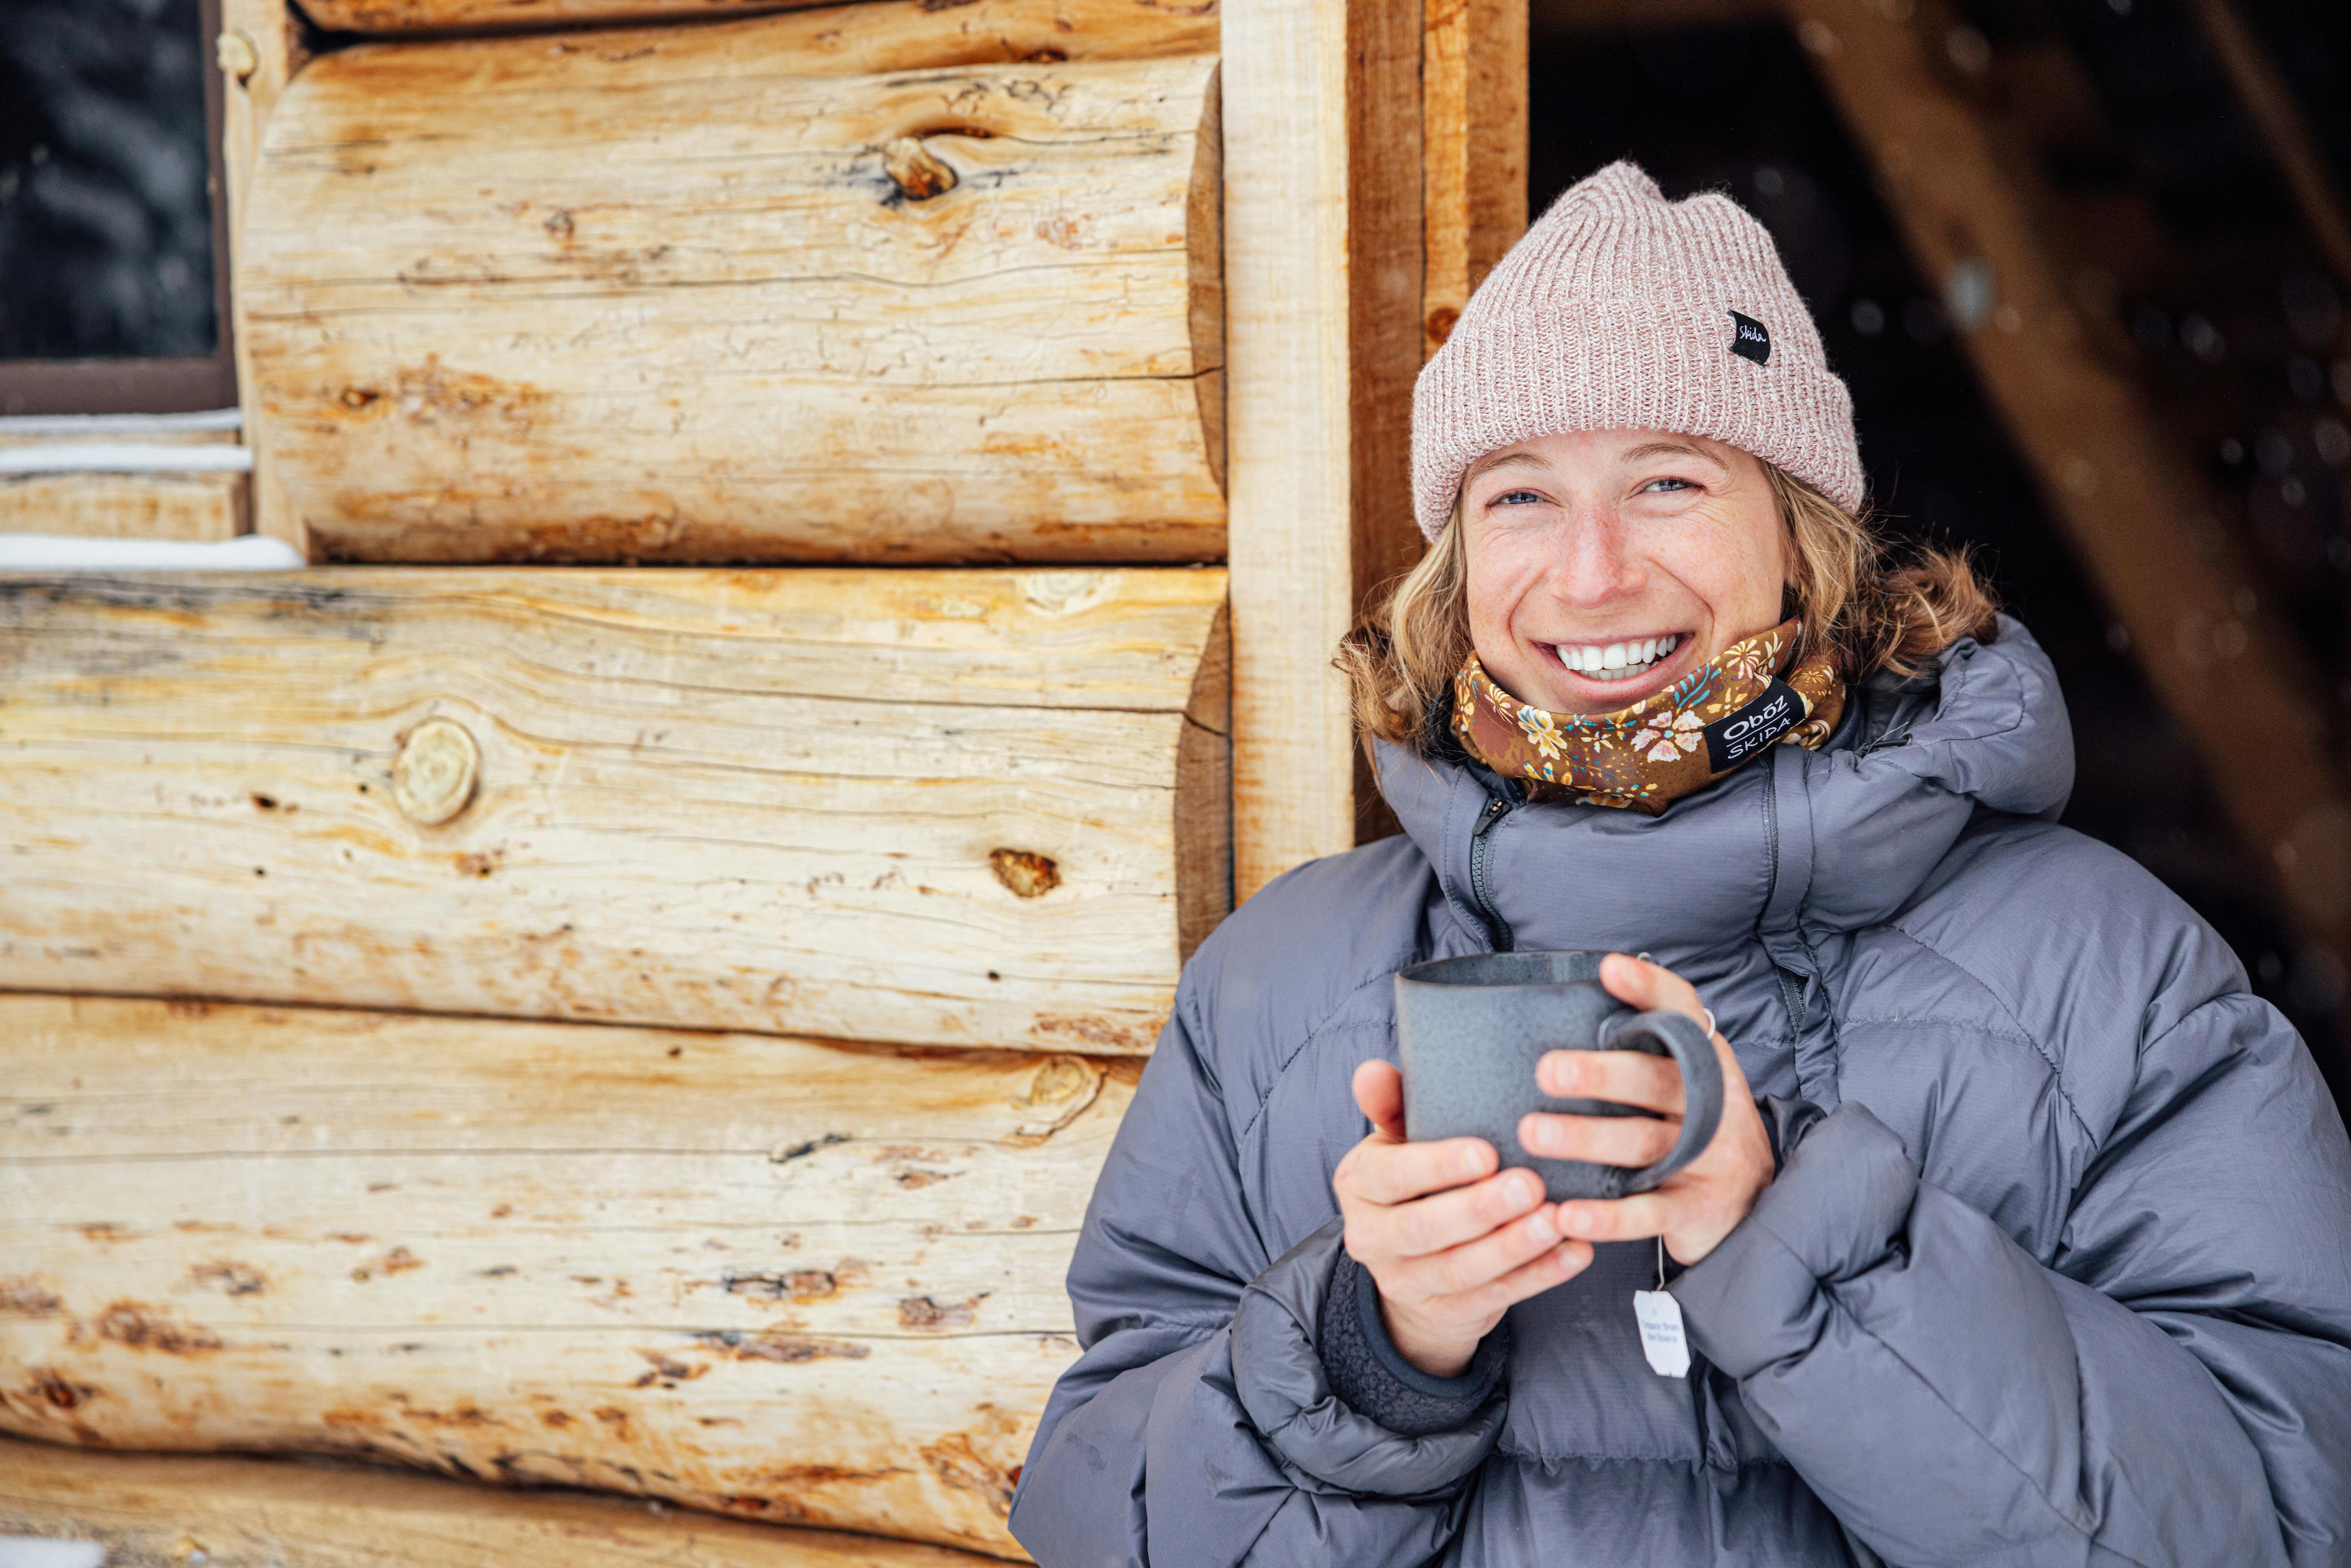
[{"xmin": 1450, "ymin": 618, "xmax": 1846, "ymax": 816}]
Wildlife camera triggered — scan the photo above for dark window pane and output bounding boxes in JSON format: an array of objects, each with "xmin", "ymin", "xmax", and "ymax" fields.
[{"xmin": 0, "ymin": 0, "xmax": 219, "ymax": 361}]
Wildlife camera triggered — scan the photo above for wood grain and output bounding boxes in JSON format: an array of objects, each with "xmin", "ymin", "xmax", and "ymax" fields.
[
  {"xmin": 219, "ymin": 0, "xmax": 313, "ymax": 557},
  {"xmin": 1421, "ymin": 0, "xmax": 1526, "ymax": 358},
  {"xmin": 0, "ymin": 473, "xmax": 248, "ymax": 541},
  {"xmin": 0, "ymin": 994, "xmax": 1136, "ymax": 1557},
  {"xmin": 239, "ymin": 19, "xmax": 1224, "ymax": 564},
  {"xmin": 0, "ymin": 1440, "xmax": 997, "ymax": 1567},
  {"xmin": 1222, "ymin": 0, "xmax": 1422, "ymax": 894},
  {"xmin": 299, "ymin": 0, "xmax": 1221, "ymax": 43},
  {"xmin": 0, "ymin": 567, "xmax": 1228, "ymax": 1051},
  {"xmin": 303, "ymin": 0, "xmax": 835, "ymax": 31}
]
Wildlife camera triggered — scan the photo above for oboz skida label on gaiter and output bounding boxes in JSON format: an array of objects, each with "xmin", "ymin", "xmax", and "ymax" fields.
[{"xmin": 1703, "ymin": 678, "xmax": 1803, "ymax": 772}]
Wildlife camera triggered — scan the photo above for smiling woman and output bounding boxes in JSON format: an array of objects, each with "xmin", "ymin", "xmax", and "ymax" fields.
[{"xmin": 1009, "ymin": 159, "xmax": 2351, "ymax": 1568}]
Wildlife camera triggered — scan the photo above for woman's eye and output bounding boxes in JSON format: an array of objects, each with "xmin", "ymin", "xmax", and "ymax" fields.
[
  {"xmin": 1640, "ymin": 476, "xmax": 1693, "ymax": 494},
  {"xmin": 1493, "ymin": 489, "xmax": 1543, "ymax": 506}
]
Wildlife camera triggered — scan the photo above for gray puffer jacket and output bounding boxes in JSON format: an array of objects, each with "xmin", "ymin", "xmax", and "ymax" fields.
[{"xmin": 1007, "ymin": 619, "xmax": 2351, "ymax": 1567}]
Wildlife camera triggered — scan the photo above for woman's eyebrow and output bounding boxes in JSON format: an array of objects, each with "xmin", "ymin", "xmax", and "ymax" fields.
[
  {"xmin": 1619, "ymin": 440, "xmax": 1726, "ymax": 470},
  {"xmin": 1461, "ymin": 451, "xmax": 1550, "ymax": 485}
]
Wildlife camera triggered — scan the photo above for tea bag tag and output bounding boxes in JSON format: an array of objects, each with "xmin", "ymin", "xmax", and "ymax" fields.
[{"xmin": 1633, "ymin": 1239, "xmax": 1689, "ymax": 1378}]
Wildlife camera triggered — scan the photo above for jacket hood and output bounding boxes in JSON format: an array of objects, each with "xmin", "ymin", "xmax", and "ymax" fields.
[{"xmin": 1372, "ymin": 616, "xmax": 2075, "ymax": 976}]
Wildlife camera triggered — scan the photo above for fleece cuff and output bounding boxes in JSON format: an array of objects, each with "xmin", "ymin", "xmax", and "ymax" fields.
[{"xmin": 1319, "ymin": 1251, "xmax": 1510, "ymax": 1437}]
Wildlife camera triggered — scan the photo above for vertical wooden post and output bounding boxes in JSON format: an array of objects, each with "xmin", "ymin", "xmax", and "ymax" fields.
[
  {"xmin": 216, "ymin": 0, "xmax": 310, "ymax": 558},
  {"xmin": 1422, "ymin": 0, "xmax": 1529, "ymax": 359},
  {"xmin": 1223, "ymin": 0, "xmax": 1428, "ymax": 896}
]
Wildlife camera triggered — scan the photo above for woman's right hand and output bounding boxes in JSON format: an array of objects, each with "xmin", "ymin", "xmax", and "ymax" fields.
[{"xmin": 1332, "ymin": 1059, "xmax": 1594, "ymax": 1379}]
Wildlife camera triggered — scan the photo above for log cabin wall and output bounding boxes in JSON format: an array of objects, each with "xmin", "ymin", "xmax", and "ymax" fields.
[
  {"xmin": 1, "ymin": 0, "xmax": 1501, "ymax": 1557},
  {"xmin": 5, "ymin": 0, "xmax": 1225, "ymax": 1560},
  {"xmin": 238, "ymin": 12, "xmax": 1227, "ymax": 564}
]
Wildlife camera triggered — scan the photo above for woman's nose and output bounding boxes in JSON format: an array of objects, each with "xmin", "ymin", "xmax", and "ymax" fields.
[{"xmin": 1545, "ymin": 506, "xmax": 1642, "ymax": 607}]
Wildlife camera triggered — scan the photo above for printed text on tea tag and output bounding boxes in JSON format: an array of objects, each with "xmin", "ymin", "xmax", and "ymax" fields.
[{"xmin": 1633, "ymin": 1290, "xmax": 1690, "ymax": 1378}]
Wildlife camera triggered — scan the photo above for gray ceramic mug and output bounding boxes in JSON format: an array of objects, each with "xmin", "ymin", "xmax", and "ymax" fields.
[{"xmin": 1393, "ymin": 950, "xmax": 1724, "ymax": 1202}]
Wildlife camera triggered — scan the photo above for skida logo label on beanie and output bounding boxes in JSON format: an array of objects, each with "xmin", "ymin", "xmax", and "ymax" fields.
[{"xmin": 1729, "ymin": 310, "xmax": 1771, "ymax": 364}]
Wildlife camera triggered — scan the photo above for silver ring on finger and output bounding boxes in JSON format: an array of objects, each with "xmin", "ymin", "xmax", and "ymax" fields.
[{"xmin": 1702, "ymin": 1007, "xmax": 1717, "ymax": 1037}]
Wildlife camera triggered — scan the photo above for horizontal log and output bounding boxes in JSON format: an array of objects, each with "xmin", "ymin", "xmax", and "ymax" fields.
[
  {"xmin": 0, "ymin": 472, "xmax": 248, "ymax": 541},
  {"xmin": 242, "ymin": 16, "xmax": 1224, "ymax": 564},
  {"xmin": 0, "ymin": 567, "xmax": 1229, "ymax": 1051},
  {"xmin": 300, "ymin": 0, "xmax": 839, "ymax": 31},
  {"xmin": 0, "ymin": 1439, "xmax": 999, "ymax": 1566},
  {"xmin": 0, "ymin": 994, "xmax": 1138, "ymax": 1556},
  {"xmin": 298, "ymin": 0, "xmax": 1220, "ymax": 51}
]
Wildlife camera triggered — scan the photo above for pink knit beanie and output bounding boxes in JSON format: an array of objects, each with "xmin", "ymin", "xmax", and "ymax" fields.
[{"xmin": 1412, "ymin": 160, "xmax": 1864, "ymax": 540}]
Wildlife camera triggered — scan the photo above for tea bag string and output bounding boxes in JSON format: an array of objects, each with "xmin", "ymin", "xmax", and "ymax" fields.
[{"xmin": 1655, "ymin": 1235, "xmax": 1665, "ymax": 1292}]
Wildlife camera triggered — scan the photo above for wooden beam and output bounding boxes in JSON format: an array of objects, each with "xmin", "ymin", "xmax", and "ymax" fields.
[
  {"xmin": 301, "ymin": 0, "xmax": 1221, "ymax": 60},
  {"xmin": 296, "ymin": 0, "xmax": 1217, "ymax": 37},
  {"xmin": 300, "ymin": 0, "xmax": 828, "ymax": 29},
  {"xmin": 1787, "ymin": 0, "xmax": 2351, "ymax": 979},
  {"xmin": 1223, "ymin": 0, "xmax": 1424, "ymax": 895},
  {"xmin": 0, "ymin": 472, "xmax": 249, "ymax": 541},
  {"xmin": 2188, "ymin": 0, "xmax": 2351, "ymax": 292},
  {"xmin": 239, "ymin": 28, "xmax": 1223, "ymax": 565},
  {"xmin": 0, "ymin": 994, "xmax": 1134, "ymax": 1557},
  {"xmin": 0, "ymin": 420, "xmax": 251, "ymax": 542},
  {"xmin": 1422, "ymin": 0, "xmax": 1528, "ymax": 359},
  {"xmin": 216, "ymin": 0, "xmax": 310, "ymax": 557},
  {"xmin": 0, "ymin": 567, "xmax": 1228, "ymax": 1052},
  {"xmin": 0, "ymin": 1438, "xmax": 999, "ymax": 1567}
]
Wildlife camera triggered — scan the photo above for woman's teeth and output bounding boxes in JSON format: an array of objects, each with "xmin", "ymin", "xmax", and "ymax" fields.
[{"xmin": 1552, "ymin": 634, "xmax": 1680, "ymax": 682}]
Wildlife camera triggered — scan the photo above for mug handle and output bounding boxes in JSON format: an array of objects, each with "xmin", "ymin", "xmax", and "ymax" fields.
[{"xmin": 1595, "ymin": 1008, "xmax": 1724, "ymax": 1196}]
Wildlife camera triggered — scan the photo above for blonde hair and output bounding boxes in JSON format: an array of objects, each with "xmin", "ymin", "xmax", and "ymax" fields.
[{"xmin": 1335, "ymin": 464, "xmax": 1999, "ymax": 748}]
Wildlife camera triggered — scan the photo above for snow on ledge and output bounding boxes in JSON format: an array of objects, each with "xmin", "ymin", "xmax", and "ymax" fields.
[
  {"xmin": 0, "ymin": 408, "xmax": 241, "ymax": 435},
  {"xmin": 0, "ymin": 1539, "xmax": 108, "ymax": 1568},
  {"xmin": 0, "ymin": 534, "xmax": 307, "ymax": 572},
  {"xmin": 0, "ymin": 443, "xmax": 253, "ymax": 474}
]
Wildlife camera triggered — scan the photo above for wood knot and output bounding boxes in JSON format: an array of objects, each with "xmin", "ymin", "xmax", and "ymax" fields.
[
  {"xmin": 393, "ymin": 718, "xmax": 480, "ymax": 826},
  {"xmin": 216, "ymin": 29, "xmax": 257, "ymax": 82},
  {"xmin": 1023, "ymin": 1054, "xmax": 1096, "ymax": 1107},
  {"xmin": 882, "ymin": 136, "xmax": 959, "ymax": 201},
  {"xmin": 899, "ymin": 1294, "xmax": 981, "ymax": 1329},
  {"xmin": 990, "ymin": 848, "xmax": 1060, "ymax": 898}
]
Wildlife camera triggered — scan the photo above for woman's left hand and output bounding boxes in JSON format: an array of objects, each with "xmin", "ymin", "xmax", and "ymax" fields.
[{"xmin": 1518, "ymin": 951, "xmax": 1774, "ymax": 1267}]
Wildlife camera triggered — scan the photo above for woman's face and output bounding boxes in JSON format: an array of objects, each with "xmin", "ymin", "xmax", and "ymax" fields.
[{"xmin": 1460, "ymin": 428, "xmax": 1790, "ymax": 715}]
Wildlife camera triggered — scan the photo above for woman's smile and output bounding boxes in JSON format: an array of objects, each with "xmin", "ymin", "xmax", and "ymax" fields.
[{"xmin": 1542, "ymin": 631, "xmax": 1690, "ymax": 701}]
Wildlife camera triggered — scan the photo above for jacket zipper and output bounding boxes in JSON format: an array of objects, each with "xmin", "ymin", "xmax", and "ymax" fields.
[
  {"xmin": 1759, "ymin": 752, "xmax": 1807, "ymax": 1028},
  {"xmin": 1468, "ymin": 795, "xmax": 1516, "ymax": 953}
]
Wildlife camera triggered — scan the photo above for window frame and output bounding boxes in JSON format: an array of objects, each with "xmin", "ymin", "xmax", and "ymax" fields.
[{"xmin": 0, "ymin": 0, "xmax": 240, "ymax": 417}]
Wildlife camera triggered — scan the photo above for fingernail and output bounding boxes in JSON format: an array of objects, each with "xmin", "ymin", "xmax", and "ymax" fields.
[
  {"xmin": 1459, "ymin": 1145, "xmax": 1486, "ymax": 1178},
  {"xmin": 1512, "ymin": 1171, "xmax": 1540, "ymax": 1205},
  {"xmin": 1526, "ymin": 1208, "xmax": 1556, "ymax": 1242}
]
